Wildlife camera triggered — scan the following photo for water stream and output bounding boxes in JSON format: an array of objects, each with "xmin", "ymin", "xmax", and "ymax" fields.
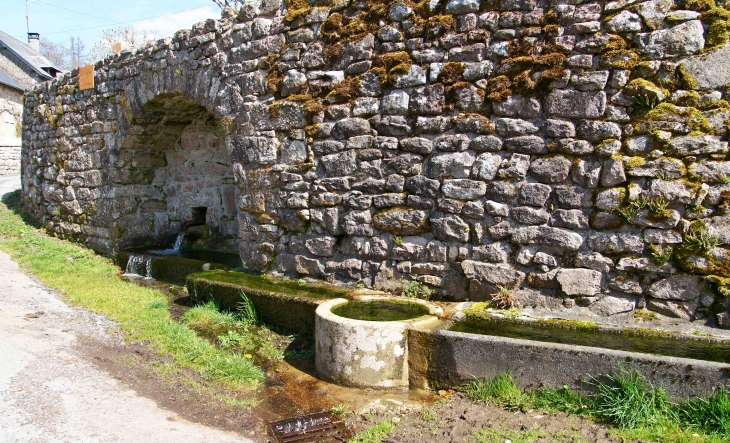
[
  {"xmin": 123, "ymin": 254, "xmax": 153, "ymax": 279},
  {"xmin": 148, "ymin": 233, "xmax": 185, "ymax": 255}
]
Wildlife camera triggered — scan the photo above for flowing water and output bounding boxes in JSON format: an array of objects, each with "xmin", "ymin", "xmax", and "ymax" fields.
[
  {"xmin": 148, "ymin": 233, "xmax": 185, "ymax": 255},
  {"xmin": 450, "ymin": 318, "xmax": 730, "ymax": 364},
  {"xmin": 123, "ymin": 254, "xmax": 154, "ymax": 279}
]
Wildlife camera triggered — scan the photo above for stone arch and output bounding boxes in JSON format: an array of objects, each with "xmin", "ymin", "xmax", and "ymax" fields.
[{"xmin": 109, "ymin": 92, "xmax": 239, "ymax": 253}]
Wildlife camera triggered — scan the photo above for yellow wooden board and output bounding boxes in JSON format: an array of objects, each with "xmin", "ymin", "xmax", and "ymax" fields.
[{"xmin": 78, "ymin": 65, "xmax": 95, "ymax": 91}]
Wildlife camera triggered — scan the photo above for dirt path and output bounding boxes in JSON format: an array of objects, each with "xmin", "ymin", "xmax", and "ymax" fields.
[{"xmin": 0, "ymin": 177, "xmax": 256, "ymax": 443}]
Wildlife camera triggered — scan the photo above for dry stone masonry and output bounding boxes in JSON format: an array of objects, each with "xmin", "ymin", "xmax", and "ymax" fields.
[{"xmin": 20, "ymin": 0, "xmax": 730, "ymax": 325}]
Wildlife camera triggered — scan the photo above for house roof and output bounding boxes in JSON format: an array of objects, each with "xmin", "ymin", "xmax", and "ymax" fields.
[
  {"xmin": 0, "ymin": 69, "xmax": 25, "ymax": 91},
  {"xmin": 0, "ymin": 30, "xmax": 62, "ymax": 80}
]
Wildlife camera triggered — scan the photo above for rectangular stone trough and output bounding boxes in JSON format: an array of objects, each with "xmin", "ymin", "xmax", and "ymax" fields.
[
  {"xmin": 186, "ymin": 271, "xmax": 349, "ymax": 334},
  {"xmin": 408, "ymin": 327, "xmax": 730, "ymax": 399},
  {"xmin": 116, "ymin": 252, "xmax": 226, "ymax": 286}
]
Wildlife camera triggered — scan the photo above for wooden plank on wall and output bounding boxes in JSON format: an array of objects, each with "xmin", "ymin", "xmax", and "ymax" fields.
[{"xmin": 79, "ymin": 65, "xmax": 95, "ymax": 91}]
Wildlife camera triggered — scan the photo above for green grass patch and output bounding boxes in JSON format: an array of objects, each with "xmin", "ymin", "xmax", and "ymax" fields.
[
  {"xmin": 349, "ymin": 419, "xmax": 395, "ymax": 443},
  {"xmin": 181, "ymin": 299, "xmax": 285, "ymax": 370},
  {"xmin": 590, "ymin": 369, "xmax": 674, "ymax": 429},
  {"xmin": 0, "ymin": 191, "xmax": 264, "ymax": 389},
  {"xmin": 469, "ymin": 427, "xmax": 581, "ymax": 443},
  {"xmin": 458, "ymin": 370, "xmax": 730, "ymax": 442}
]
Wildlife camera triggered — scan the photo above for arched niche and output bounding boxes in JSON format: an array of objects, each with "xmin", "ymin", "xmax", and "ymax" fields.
[{"xmin": 110, "ymin": 93, "xmax": 238, "ymax": 252}]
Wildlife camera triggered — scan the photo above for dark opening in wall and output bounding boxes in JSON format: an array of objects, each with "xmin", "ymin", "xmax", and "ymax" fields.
[{"xmin": 188, "ymin": 206, "xmax": 207, "ymax": 227}]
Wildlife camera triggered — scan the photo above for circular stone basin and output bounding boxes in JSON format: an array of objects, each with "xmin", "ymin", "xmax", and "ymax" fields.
[
  {"xmin": 315, "ymin": 297, "xmax": 440, "ymax": 389},
  {"xmin": 331, "ymin": 300, "xmax": 430, "ymax": 322}
]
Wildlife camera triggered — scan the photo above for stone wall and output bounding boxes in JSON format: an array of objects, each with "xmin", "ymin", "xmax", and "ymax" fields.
[
  {"xmin": 20, "ymin": 0, "xmax": 730, "ymax": 324},
  {"xmin": 0, "ymin": 140, "xmax": 20, "ymax": 175}
]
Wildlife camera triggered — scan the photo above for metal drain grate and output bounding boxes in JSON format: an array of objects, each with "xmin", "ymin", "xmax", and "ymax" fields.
[{"xmin": 268, "ymin": 411, "xmax": 352, "ymax": 442}]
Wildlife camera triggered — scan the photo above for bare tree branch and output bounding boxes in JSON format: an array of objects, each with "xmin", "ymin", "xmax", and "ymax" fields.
[
  {"xmin": 87, "ymin": 27, "xmax": 156, "ymax": 62},
  {"xmin": 210, "ymin": 0, "xmax": 247, "ymax": 10}
]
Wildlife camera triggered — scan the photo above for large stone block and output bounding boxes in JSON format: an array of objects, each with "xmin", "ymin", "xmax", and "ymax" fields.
[
  {"xmin": 511, "ymin": 226, "xmax": 584, "ymax": 250},
  {"xmin": 372, "ymin": 208, "xmax": 431, "ymax": 235},
  {"xmin": 546, "ymin": 90, "xmax": 606, "ymax": 118},
  {"xmin": 635, "ymin": 20, "xmax": 704, "ymax": 59},
  {"xmin": 556, "ymin": 269, "xmax": 603, "ymax": 296}
]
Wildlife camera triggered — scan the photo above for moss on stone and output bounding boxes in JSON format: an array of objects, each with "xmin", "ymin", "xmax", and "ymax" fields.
[
  {"xmin": 284, "ymin": 0, "xmax": 314, "ymax": 22},
  {"xmin": 626, "ymin": 156, "xmax": 646, "ymax": 169},
  {"xmin": 326, "ymin": 75, "xmax": 361, "ymax": 102},
  {"xmin": 638, "ymin": 103, "xmax": 712, "ymax": 134},
  {"xmin": 601, "ymin": 50, "xmax": 639, "ymax": 70},
  {"xmin": 485, "ymin": 75, "xmax": 512, "ymax": 102},
  {"xmin": 688, "ymin": 0, "xmax": 717, "ymax": 11},
  {"xmin": 437, "ymin": 62, "xmax": 465, "ymax": 85},
  {"xmin": 677, "ymin": 64, "xmax": 700, "ymax": 90},
  {"xmin": 625, "ymin": 79, "xmax": 670, "ymax": 100},
  {"xmin": 321, "ymin": 12, "xmax": 344, "ymax": 41},
  {"xmin": 373, "ymin": 51, "xmax": 414, "ymax": 85}
]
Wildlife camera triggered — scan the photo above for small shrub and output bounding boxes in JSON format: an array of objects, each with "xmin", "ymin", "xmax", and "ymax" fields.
[
  {"xmin": 393, "ymin": 235, "xmax": 403, "ymax": 246},
  {"xmin": 402, "ymin": 279, "xmax": 432, "ymax": 299}
]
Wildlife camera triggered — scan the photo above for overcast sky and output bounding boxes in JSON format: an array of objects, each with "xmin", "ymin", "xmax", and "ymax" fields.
[{"xmin": 1, "ymin": 0, "xmax": 221, "ymax": 47}]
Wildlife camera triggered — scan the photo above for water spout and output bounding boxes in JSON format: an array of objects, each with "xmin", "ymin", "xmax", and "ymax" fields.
[{"xmin": 149, "ymin": 233, "xmax": 185, "ymax": 255}]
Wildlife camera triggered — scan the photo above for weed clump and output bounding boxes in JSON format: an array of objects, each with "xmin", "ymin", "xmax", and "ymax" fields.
[
  {"xmin": 590, "ymin": 369, "xmax": 674, "ymax": 429},
  {"xmin": 460, "ymin": 372, "xmax": 532, "ymax": 412},
  {"xmin": 402, "ymin": 278, "xmax": 433, "ymax": 299},
  {"xmin": 678, "ymin": 389, "xmax": 730, "ymax": 435},
  {"xmin": 490, "ymin": 286, "xmax": 517, "ymax": 309}
]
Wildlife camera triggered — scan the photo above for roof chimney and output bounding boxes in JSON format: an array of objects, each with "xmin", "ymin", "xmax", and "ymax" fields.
[{"xmin": 28, "ymin": 33, "xmax": 39, "ymax": 52}]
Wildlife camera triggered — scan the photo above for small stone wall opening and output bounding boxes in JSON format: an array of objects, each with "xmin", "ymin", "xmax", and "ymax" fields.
[
  {"xmin": 112, "ymin": 93, "xmax": 238, "ymax": 253},
  {"xmin": 187, "ymin": 206, "xmax": 208, "ymax": 228}
]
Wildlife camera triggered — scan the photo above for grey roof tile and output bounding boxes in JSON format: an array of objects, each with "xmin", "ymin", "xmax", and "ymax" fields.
[
  {"xmin": 0, "ymin": 69, "xmax": 25, "ymax": 91},
  {"xmin": 0, "ymin": 30, "xmax": 62, "ymax": 80}
]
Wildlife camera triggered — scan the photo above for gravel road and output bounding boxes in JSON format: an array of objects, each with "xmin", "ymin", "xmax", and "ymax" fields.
[{"xmin": 0, "ymin": 175, "xmax": 255, "ymax": 443}]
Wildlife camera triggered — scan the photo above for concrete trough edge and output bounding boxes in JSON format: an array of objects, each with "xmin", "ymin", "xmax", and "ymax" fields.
[{"xmin": 409, "ymin": 328, "xmax": 730, "ymax": 399}]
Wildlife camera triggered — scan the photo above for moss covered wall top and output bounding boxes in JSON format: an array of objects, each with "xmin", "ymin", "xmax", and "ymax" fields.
[{"xmin": 20, "ymin": 0, "xmax": 730, "ymax": 326}]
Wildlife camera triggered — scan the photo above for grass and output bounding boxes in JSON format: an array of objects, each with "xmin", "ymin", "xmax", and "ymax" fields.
[
  {"xmin": 349, "ymin": 419, "xmax": 395, "ymax": 443},
  {"xmin": 458, "ymin": 370, "xmax": 730, "ymax": 442},
  {"xmin": 460, "ymin": 372, "xmax": 532, "ymax": 412},
  {"xmin": 0, "ymin": 191, "xmax": 264, "ymax": 389},
  {"xmin": 182, "ymin": 300, "xmax": 285, "ymax": 371},
  {"xmin": 590, "ymin": 369, "xmax": 673, "ymax": 429},
  {"xmin": 331, "ymin": 403, "xmax": 349, "ymax": 416},
  {"xmin": 469, "ymin": 427, "xmax": 582, "ymax": 443},
  {"xmin": 678, "ymin": 390, "xmax": 730, "ymax": 436}
]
